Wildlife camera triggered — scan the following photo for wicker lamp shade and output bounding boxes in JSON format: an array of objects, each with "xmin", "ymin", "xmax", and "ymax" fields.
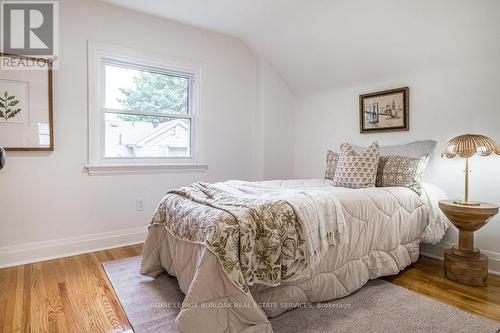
[
  {"xmin": 441, "ymin": 134, "xmax": 499, "ymax": 158},
  {"xmin": 441, "ymin": 134, "xmax": 498, "ymax": 206}
]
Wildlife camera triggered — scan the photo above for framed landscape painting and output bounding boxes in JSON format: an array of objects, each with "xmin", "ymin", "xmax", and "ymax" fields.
[
  {"xmin": 359, "ymin": 87, "xmax": 409, "ymax": 133},
  {"xmin": 0, "ymin": 54, "xmax": 53, "ymax": 151}
]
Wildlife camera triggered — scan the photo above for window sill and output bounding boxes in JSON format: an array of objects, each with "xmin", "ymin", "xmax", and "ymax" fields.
[{"xmin": 85, "ymin": 163, "xmax": 208, "ymax": 176}]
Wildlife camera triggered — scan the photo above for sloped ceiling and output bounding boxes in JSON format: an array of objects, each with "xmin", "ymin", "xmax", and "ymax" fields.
[{"xmin": 100, "ymin": 0, "xmax": 500, "ymax": 95}]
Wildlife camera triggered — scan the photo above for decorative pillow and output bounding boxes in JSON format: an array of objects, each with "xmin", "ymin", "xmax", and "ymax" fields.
[
  {"xmin": 378, "ymin": 155, "xmax": 429, "ymax": 195},
  {"xmin": 375, "ymin": 156, "xmax": 391, "ymax": 186},
  {"xmin": 324, "ymin": 150, "xmax": 339, "ymax": 180},
  {"xmin": 333, "ymin": 142, "xmax": 380, "ymax": 188}
]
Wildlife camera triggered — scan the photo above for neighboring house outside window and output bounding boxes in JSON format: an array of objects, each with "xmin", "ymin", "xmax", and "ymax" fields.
[
  {"xmin": 106, "ymin": 118, "xmax": 190, "ymax": 158},
  {"xmin": 87, "ymin": 42, "xmax": 206, "ymax": 175}
]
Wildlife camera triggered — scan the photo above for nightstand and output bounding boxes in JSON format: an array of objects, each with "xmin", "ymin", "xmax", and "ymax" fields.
[{"xmin": 439, "ymin": 200, "xmax": 498, "ymax": 286}]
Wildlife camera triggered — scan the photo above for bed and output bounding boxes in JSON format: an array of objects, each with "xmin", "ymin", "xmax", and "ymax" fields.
[{"xmin": 140, "ymin": 177, "xmax": 448, "ymax": 332}]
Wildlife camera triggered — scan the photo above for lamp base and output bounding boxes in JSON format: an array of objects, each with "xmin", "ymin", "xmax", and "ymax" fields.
[{"xmin": 453, "ymin": 199, "xmax": 481, "ymax": 206}]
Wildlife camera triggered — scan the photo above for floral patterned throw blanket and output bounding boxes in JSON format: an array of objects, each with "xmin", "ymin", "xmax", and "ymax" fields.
[{"xmin": 149, "ymin": 181, "xmax": 340, "ymax": 293}]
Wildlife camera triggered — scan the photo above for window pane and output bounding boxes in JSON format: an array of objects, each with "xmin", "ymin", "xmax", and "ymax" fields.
[
  {"xmin": 104, "ymin": 62, "xmax": 189, "ymax": 115},
  {"xmin": 104, "ymin": 113, "xmax": 191, "ymax": 158}
]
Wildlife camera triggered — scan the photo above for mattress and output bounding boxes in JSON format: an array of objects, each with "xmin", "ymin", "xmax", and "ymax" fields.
[{"xmin": 140, "ymin": 179, "xmax": 448, "ymax": 333}]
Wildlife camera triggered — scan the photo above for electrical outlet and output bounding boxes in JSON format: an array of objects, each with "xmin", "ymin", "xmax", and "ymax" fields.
[{"xmin": 136, "ymin": 199, "xmax": 145, "ymax": 211}]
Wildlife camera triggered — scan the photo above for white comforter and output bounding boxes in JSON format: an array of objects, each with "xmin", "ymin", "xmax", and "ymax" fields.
[
  {"xmin": 141, "ymin": 179, "xmax": 448, "ymax": 332},
  {"xmin": 215, "ymin": 179, "xmax": 447, "ymax": 270},
  {"xmin": 225, "ymin": 179, "xmax": 448, "ymax": 242}
]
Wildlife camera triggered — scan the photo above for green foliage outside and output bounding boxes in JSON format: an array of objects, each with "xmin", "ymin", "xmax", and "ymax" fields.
[
  {"xmin": 118, "ymin": 71, "xmax": 188, "ymax": 123},
  {"xmin": 0, "ymin": 91, "xmax": 21, "ymax": 122}
]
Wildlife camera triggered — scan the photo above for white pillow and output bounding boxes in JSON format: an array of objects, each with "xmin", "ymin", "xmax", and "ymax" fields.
[{"xmin": 351, "ymin": 140, "xmax": 436, "ymax": 158}]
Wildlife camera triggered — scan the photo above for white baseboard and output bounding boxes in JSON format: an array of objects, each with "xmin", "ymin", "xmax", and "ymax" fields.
[
  {"xmin": 420, "ymin": 242, "xmax": 500, "ymax": 276},
  {"xmin": 0, "ymin": 227, "xmax": 147, "ymax": 269}
]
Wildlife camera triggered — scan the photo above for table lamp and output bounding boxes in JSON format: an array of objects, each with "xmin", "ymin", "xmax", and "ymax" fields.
[{"xmin": 442, "ymin": 134, "xmax": 499, "ymax": 206}]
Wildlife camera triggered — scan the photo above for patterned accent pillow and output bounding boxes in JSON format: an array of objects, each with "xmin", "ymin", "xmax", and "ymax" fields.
[
  {"xmin": 378, "ymin": 155, "xmax": 429, "ymax": 195},
  {"xmin": 333, "ymin": 142, "xmax": 380, "ymax": 188},
  {"xmin": 375, "ymin": 156, "xmax": 391, "ymax": 186},
  {"xmin": 324, "ymin": 150, "xmax": 339, "ymax": 180}
]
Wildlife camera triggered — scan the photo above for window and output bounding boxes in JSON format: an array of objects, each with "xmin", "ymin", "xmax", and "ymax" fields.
[{"xmin": 87, "ymin": 42, "xmax": 206, "ymax": 175}]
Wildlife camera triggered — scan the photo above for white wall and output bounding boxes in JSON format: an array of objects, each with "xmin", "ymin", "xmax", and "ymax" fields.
[
  {"xmin": 256, "ymin": 59, "xmax": 295, "ymax": 180},
  {"xmin": 294, "ymin": 27, "xmax": 500, "ymax": 269},
  {"xmin": 0, "ymin": 0, "xmax": 292, "ymax": 266}
]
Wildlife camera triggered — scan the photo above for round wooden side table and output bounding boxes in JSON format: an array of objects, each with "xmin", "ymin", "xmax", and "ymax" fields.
[{"xmin": 439, "ymin": 200, "xmax": 498, "ymax": 286}]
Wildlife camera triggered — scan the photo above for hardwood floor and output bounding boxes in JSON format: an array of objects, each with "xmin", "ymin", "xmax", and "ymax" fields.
[
  {"xmin": 1, "ymin": 247, "xmax": 499, "ymax": 332},
  {"xmin": 0, "ymin": 244, "xmax": 143, "ymax": 333},
  {"xmin": 385, "ymin": 255, "xmax": 500, "ymax": 323}
]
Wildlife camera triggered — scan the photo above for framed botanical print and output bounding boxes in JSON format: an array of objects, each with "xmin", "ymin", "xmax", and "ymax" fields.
[
  {"xmin": 359, "ymin": 87, "xmax": 409, "ymax": 133},
  {"xmin": 0, "ymin": 54, "xmax": 53, "ymax": 151}
]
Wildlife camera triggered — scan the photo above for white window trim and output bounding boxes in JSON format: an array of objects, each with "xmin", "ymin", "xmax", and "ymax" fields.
[{"xmin": 86, "ymin": 41, "xmax": 207, "ymax": 176}]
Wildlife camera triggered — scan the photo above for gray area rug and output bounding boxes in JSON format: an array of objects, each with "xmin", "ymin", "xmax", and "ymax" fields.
[{"xmin": 103, "ymin": 256, "xmax": 500, "ymax": 333}]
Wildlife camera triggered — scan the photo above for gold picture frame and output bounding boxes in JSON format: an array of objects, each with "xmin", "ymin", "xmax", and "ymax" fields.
[{"xmin": 359, "ymin": 87, "xmax": 409, "ymax": 133}]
